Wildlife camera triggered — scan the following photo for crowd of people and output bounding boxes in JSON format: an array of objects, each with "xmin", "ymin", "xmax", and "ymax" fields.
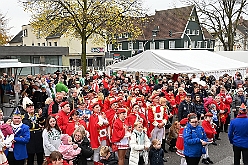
[{"xmin": 0, "ymin": 70, "xmax": 248, "ymax": 165}]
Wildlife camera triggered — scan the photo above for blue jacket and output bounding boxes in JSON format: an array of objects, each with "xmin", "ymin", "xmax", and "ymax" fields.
[
  {"xmin": 7, "ymin": 124, "xmax": 30, "ymax": 160},
  {"xmin": 183, "ymin": 123, "xmax": 207, "ymax": 157},
  {"xmin": 228, "ymin": 116, "xmax": 248, "ymax": 149}
]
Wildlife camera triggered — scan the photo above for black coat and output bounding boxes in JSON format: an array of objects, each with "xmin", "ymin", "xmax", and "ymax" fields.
[
  {"xmin": 100, "ymin": 152, "xmax": 118, "ymax": 165},
  {"xmin": 74, "ymin": 136, "xmax": 92, "ymax": 165},
  {"xmin": 149, "ymin": 147, "xmax": 164, "ymax": 165},
  {"xmin": 178, "ymin": 100, "xmax": 196, "ymax": 121}
]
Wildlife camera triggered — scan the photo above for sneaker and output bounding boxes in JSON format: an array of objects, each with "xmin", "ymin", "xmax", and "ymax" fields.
[{"xmin": 206, "ymin": 157, "xmax": 213, "ymax": 164}]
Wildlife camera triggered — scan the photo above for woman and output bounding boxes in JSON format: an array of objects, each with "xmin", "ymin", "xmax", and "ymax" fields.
[
  {"xmin": 193, "ymin": 94, "xmax": 205, "ymax": 120},
  {"xmin": 72, "ymin": 126, "xmax": 93, "ymax": 165},
  {"xmin": 42, "ymin": 116, "xmax": 61, "ymax": 161},
  {"xmin": 111, "ymin": 108, "xmax": 131, "ymax": 165},
  {"xmin": 183, "ymin": 113, "xmax": 208, "ymax": 165},
  {"xmin": 167, "ymin": 121, "xmax": 180, "ymax": 152},
  {"xmin": 66, "ymin": 110, "xmax": 87, "ymax": 136},
  {"xmin": 175, "ymin": 87, "xmax": 186, "ymax": 107},
  {"xmin": 88, "ymin": 101, "xmax": 109, "ymax": 165}
]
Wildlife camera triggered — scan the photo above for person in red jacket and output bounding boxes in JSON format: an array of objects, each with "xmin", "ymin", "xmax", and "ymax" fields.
[
  {"xmin": 215, "ymin": 95, "xmax": 228, "ymax": 133},
  {"xmin": 148, "ymin": 94, "xmax": 168, "ymax": 142},
  {"xmin": 56, "ymin": 101, "xmax": 70, "ymax": 134},
  {"xmin": 88, "ymin": 101, "xmax": 109, "ymax": 165},
  {"xmin": 175, "ymin": 87, "xmax": 187, "ymax": 108},
  {"xmin": 201, "ymin": 112, "xmax": 216, "ymax": 164},
  {"xmin": 111, "ymin": 108, "xmax": 130, "ymax": 165},
  {"xmin": 106, "ymin": 99, "xmax": 119, "ymax": 129},
  {"xmin": 103, "ymin": 87, "xmax": 118, "ymax": 112},
  {"xmin": 126, "ymin": 103, "xmax": 148, "ymax": 134},
  {"xmin": 176, "ymin": 118, "xmax": 188, "ymax": 165},
  {"xmin": 66, "ymin": 110, "xmax": 87, "ymax": 136},
  {"xmin": 217, "ymin": 87, "xmax": 232, "ymax": 132}
]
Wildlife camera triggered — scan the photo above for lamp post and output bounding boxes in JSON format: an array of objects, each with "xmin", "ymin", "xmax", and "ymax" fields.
[
  {"xmin": 143, "ymin": 26, "xmax": 160, "ymax": 52},
  {"xmin": 170, "ymin": 31, "xmax": 192, "ymax": 50}
]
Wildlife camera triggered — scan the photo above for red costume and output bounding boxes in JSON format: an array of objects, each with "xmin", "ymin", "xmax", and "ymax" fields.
[
  {"xmin": 167, "ymin": 92, "xmax": 177, "ymax": 115},
  {"xmin": 176, "ymin": 127, "xmax": 185, "ymax": 156},
  {"xmin": 103, "ymin": 95, "xmax": 118, "ymax": 112},
  {"xmin": 88, "ymin": 113, "xmax": 109, "ymax": 149},
  {"xmin": 148, "ymin": 104, "xmax": 169, "ymax": 133},
  {"xmin": 202, "ymin": 120, "xmax": 216, "ymax": 140},
  {"xmin": 56, "ymin": 110, "xmax": 69, "ymax": 134},
  {"xmin": 66, "ymin": 120, "xmax": 87, "ymax": 136},
  {"xmin": 111, "ymin": 118, "xmax": 126, "ymax": 143},
  {"xmin": 216, "ymin": 101, "xmax": 227, "ymax": 123}
]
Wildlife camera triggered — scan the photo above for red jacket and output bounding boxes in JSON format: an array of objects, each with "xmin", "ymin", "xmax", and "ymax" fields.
[
  {"xmin": 56, "ymin": 110, "xmax": 69, "ymax": 134},
  {"xmin": 111, "ymin": 118, "xmax": 126, "ymax": 143},
  {"xmin": 148, "ymin": 105, "xmax": 168, "ymax": 133},
  {"xmin": 106, "ymin": 108, "xmax": 117, "ymax": 127},
  {"xmin": 175, "ymin": 93, "xmax": 186, "ymax": 106},
  {"xmin": 218, "ymin": 93, "xmax": 232, "ymax": 113},
  {"xmin": 66, "ymin": 120, "xmax": 87, "ymax": 136},
  {"xmin": 202, "ymin": 120, "xmax": 216, "ymax": 139}
]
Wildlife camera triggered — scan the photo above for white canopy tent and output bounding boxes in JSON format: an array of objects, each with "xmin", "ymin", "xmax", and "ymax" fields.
[
  {"xmin": 215, "ymin": 51, "xmax": 248, "ymax": 63},
  {"xmin": 107, "ymin": 50, "xmax": 248, "ymax": 75}
]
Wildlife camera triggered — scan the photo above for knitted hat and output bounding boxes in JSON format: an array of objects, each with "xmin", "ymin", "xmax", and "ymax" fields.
[{"xmin": 61, "ymin": 134, "xmax": 70, "ymax": 145}]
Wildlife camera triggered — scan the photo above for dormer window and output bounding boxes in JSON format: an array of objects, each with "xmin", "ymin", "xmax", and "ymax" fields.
[
  {"xmin": 186, "ymin": 29, "xmax": 190, "ymax": 34},
  {"xmin": 191, "ymin": 16, "xmax": 196, "ymax": 21}
]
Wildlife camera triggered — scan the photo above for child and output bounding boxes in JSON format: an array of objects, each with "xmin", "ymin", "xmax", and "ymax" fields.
[
  {"xmin": 176, "ymin": 118, "xmax": 188, "ymax": 165},
  {"xmin": 0, "ymin": 116, "xmax": 14, "ymax": 148},
  {"xmin": 58, "ymin": 134, "xmax": 81, "ymax": 165},
  {"xmin": 99, "ymin": 146, "xmax": 118, "ymax": 165},
  {"xmin": 149, "ymin": 139, "xmax": 165, "ymax": 165},
  {"xmin": 129, "ymin": 122, "xmax": 150, "ymax": 165},
  {"xmin": 0, "ymin": 129, "xmax": 8, "ymax": 165},
  {"xmin": 210, "ymin": 104, "xmax": 220, "ymax": 140},
  {"xmin": 42, "ymin": 151, "xmax": 63, "ymax": 165},
  {"xmin": 167, "ymin": 121, "xmax": 180, "ymax": 152}
]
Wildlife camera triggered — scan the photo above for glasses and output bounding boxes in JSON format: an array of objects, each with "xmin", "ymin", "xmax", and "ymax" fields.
[{"xmin": 190, "ymin": 121, "xmax": 198, "ymax": 124}]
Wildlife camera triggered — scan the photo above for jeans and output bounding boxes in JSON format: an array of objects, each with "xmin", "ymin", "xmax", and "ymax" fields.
[{"xmin": 233, "ymin": 145, "xmax": 248, "ymax": 165}]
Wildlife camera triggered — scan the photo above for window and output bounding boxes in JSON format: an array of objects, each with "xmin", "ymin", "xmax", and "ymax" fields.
[
  {"xmin": 119, "ymin": 34, "xmax": 122, "ymax": 39},
  {"xmin": 191, "ymin": 41, "xmax": 195, "ymax": 48},
  {"xmin": 23, "ymin": 29, "xmax": 28, "ymax": 37},
  {"xmin": 124, "ymin": 33, "xmax": 128, "ymax": 38},
  {"xmin": 210, "ymin": 41, "xmax": 214, "ymax": 48},
  {"xmin": 192, "ymin": 30, "xmax": 196, "ymax": 35},
  {"xmin": 128, "ymin": 42, "xmax": 133, "ymax": 50},
  {"xmin": 191, "ymin": 16, "xmax": 196, "ymax": 21},
  {"xmin": 42, "ymin": 43, "xmax": 45, "ymax": 46},
  {"xmin": 197, "ymin": 30, "xmax": 200, "ymax": 35},
  {"xmin": 159, "ymin": 41, "xmax": 164, "ymax": 49},
  {"xmin": 37, "ymin": 43, "xmax": 40, "ymax": 46},
  {"xmin": 118, "ymin": 43, "xmax": 122, "ymax": 50},
  {"xmin": 169, "ymin": 41, "xmax": 175, "ymax": 49},
  {"xmin": 204, "ymin": 41, "xmax": 208, "ymax": 48},
  {"xmin": 54, "ymin": 42, "xmax": 57, "ymax": 46},
  {"xmin": 184, "ymin": 40, "xmax": 188, "ymax": 48},
  {"xmin": 139, "ymin": 42, "xmax": 143, "ymax": 50},
  {"xmin": 150, "ymin": 42, "xmax": 155, "ymax": 50},
  {"xmin": 108, "ymin": 44, "xmax": 112, "ymax": 51},
  {"xmin": 196, "ymin": 41, "xmax": 202, "ymax": 48},
  {"xmin": 49, "ymin": 42, "xmax": 52, "ymax": 46},
  {"xmin": 186, "ymin": 29, "xmax": 190, "ymax": 34}
]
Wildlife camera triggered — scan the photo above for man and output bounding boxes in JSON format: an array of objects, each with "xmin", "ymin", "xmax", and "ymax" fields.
[
  {"xmin": 232, "ymin": 88, "xmax": 247, "ymax": 118},
  {"xmin": 48, "ymin": 93, "xmax": 63, "ymax": 115},
  {"xmin": 56, "ymin": 101, "xmax": 70, "ymax": 133},
  {"xmin": 178, "ymin": 93, "xmax": 196, "ymax": 121},
  {"xmin": 7, "ymin": 108, "xmax": 30, "ymax": 165},
  {"xmin": 228, "ymin": 103, "xmax": 248, "ymax": 165},
  {"xmin": 22, "ymin": 102, "xmax": 45, "ymax": 165},
  {"xmin": 153, "ymin": 78, "xmax": 163, "ymax": 91},
  {"xmin": 55, "ymin": 78, "xmax": 68, "ymax": 93}
]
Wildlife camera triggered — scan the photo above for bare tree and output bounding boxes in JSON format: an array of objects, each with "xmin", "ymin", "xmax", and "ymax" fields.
[{"xmin": 183, "ymin": 0, "xmax": 248, "ymax": 51}]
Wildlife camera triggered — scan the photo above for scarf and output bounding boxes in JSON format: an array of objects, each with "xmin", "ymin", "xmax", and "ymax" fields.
[
  {"xmin": 11, "ymin": 122, "xmax": 23, "ymax": 134},
  {"xmin": 133, "ymin": 129, "xmax": 145, "ymax": 145}
]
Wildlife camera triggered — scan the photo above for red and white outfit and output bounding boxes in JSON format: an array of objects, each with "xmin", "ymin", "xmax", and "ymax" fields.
[
  {"xmin": 111, "ymin": 118, "xmax": 130, "ymax": 150},
  {"xmin": 148, "ymin": 104, "xmax": 168, "ymax": 141}
]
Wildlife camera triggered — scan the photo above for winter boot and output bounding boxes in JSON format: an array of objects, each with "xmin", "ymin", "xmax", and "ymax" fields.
[
  {"xmin": 202, "ymin": 158, "xmax": 209, "ymax": 164},
  {"xmin": 206, "ymin": 157, "xmax": 213, "ymax": 164}
]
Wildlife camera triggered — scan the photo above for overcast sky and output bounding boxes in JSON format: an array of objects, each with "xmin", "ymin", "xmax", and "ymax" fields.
[{"xmin": 0, "ymin": 0, "xmax": 184, "ymax": 37}]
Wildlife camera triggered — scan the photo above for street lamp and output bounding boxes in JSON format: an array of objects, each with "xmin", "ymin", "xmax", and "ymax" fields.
[{"xmin": 143, "ymin": 26, "xmax": 160, "ymax": 52}]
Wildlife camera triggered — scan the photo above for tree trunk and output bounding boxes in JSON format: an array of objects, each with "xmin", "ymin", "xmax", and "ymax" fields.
[{"xmin": 81, "ymin": 36, "xmax": 87, "ymax": 76}]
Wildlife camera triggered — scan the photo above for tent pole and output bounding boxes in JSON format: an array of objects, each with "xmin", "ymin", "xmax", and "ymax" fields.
[{"xmin": 14, "ymin": 68, "xmax": 19, "ymax": 106}]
